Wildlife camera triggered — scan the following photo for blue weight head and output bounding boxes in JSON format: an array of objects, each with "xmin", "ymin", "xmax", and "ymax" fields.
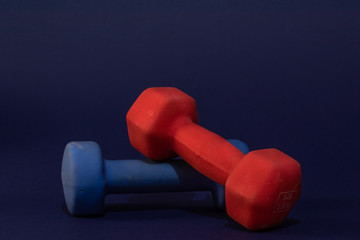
[
  {"xmin": 61, "ymin": 141, "xmax": 105, "ymax": 216},
  {"xmin": 228, "ymin": 139, "xmax": 250, "ymax": 155}
]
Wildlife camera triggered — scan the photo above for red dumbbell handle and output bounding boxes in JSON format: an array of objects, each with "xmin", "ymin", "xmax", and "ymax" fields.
[{"xmin": 172, "ymin": 118, "xmax": 245, "ymax": 185}]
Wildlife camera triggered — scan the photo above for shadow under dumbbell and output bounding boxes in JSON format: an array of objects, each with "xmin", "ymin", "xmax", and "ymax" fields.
[
  {"xmin": 61, "ymin": 202, "xmax": 105, "ymax": 217},
  {"xmin": 103, "ymin": 192, "xmax": 300, "ymax": 231},
  {"xmin": 105, "ymin": 191, "xmax": 217, "ymax": 212},
  {"xmin": 223, "ymin": 217, "xmax": 300, "ymax": 232},
  {"xmin": 61, "ymin": 193, "xmax": 299, "ymax": 231},
  {"xmin": 188, "ymin": 207, "xmax": 300, "ymax": 232}
]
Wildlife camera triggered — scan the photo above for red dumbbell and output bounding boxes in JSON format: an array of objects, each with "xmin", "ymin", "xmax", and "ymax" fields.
[{"xmin": 126, "ymin": 87, "xmax": 301, "ymax": 231}]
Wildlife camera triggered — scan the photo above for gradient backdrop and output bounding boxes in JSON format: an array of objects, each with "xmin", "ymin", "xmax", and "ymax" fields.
[{"xmin": 1, "ymin": 1, "xmax": 359, "ymax": 239}]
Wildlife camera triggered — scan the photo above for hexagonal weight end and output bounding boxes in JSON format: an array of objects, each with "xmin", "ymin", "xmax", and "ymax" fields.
[
  {"xmin": 126, "ymin": 87, "xmax": 198, "ymax": 160},
  {"xmin": 225, "ymin": 149, "xmax": 301, "ymax": 230}
]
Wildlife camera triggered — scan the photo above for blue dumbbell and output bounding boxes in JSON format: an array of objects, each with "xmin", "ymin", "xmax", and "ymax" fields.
[{"xmin": 61, "ymin": 139, "xmax": 249, "ymax": 216}]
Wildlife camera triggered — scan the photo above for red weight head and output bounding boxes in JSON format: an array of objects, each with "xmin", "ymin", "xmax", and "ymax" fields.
[
  {"xmin": 225, "ymin": 149, "xmax": 301, "ymax": 231},
  {"xmin": 126, "ymin": 87, "xmax": 198, "ymax": 160}
]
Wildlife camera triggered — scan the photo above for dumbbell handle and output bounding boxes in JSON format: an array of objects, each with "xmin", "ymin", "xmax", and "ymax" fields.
[
  {"xmin": 104, "ymin": 158, "xmax": 218, "ymax": 194},
  {"xmin": 172, "ymin": 119, "xmax": 245, "ymax": 186}
]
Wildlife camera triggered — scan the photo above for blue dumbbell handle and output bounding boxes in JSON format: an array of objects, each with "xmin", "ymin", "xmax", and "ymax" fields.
[{"xmin": 105, "ymin": 158, "xmax": 216, "ymax": 194}]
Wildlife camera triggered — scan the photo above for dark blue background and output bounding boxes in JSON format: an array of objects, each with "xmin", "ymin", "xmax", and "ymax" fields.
[{"xmin": 1, "ymin": 1, "xmax": 359, "ymax": 239}]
